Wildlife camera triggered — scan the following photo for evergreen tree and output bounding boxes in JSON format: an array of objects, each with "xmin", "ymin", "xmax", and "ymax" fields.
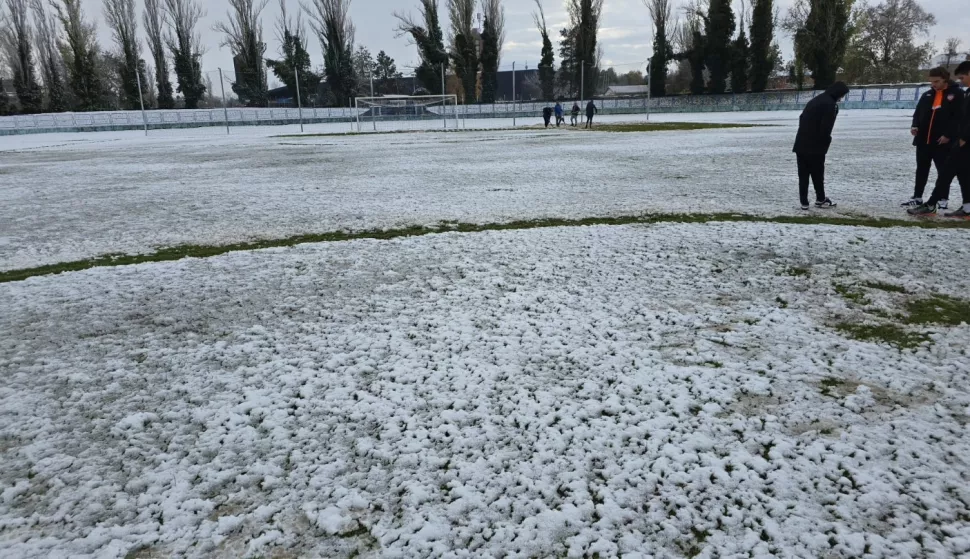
[
  {"xmin": 796, "ymin": 0, "xmax": 850, "ymax": 89},
  {"xmin": 164, "ymin": 0, "xmax": 206, "ymax": 109},
  {"xmin": 373, "ymin": 50, "xmax": 398, "ymax": 93},
  {"xmin": 557, "ymin": 26, "xmax": 578, "ymax": 97},
  {"xmin": 730, "ymin": 26, "xmax": 749, "ymax": 92},
  {"xmin": 306, "ymin": 0, "xmax": 355, "ymax": 105},
  {"xmin": 104, "ymin": 0, "xmax": 146, "ymax": 110},
  {"xmin": 216, "ymin": 0, "xmax": 267, "ymax": 107},
  {"xmin": 352, "ymin": 45, "xmax": 376, "ymax": 94},
  {"xmin": 748, "ymin": 0, "xmax": 773, "ymax": 92},
  {"xmin": 143, "ymin": 0, "xmax": 174, "ymax": 108},
  {"xmin": 4, "ymin": 0, "xmax": 44, "ymax": 113},
  {"xmin": 480, "ymin": 16, "xmax": 500, "ymax": 103},
  {"xmin": 54, "ymin": 0, "xmax": 103, "ymax": 110},
  {"xmin": 396, "ymin": 0, "xmax": 449, "ymax": 95},
  {"xmin": 646, "ymin": 0, "xmax": 674, "ymax": 97},
  {"xmin": 704, "ymin": 0, "xmax": 735, "ymax": 94},
  {"xmin": 448, "ymin": 0, "xmax": 477, "ymax": 103},
  {"xmin": 532, "ymin": 0, "xmax": 555, "ymax": 101},
  {"xmin": 266, "ymin": 1, "xmax": 320, "ymax": 103},
  {"xmin": 574, "ymin": 0, "xmax": 603, "ymax": 99}
]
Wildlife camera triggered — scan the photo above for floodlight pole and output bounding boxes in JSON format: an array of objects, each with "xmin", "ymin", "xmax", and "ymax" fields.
[
  {"xmin": 371, "ymin": 69, "xmax": 377, "ymax": 131},
  {"xmin": 441, "ymin": 63, "xmax": 447, "ymax": 129},
  {"xmin": 218, "ymin": 68, "xmax": 230, "ymax": 135},
  {"xmin": 646, "ymin": 61, "xmax": 652, "ymax": 122},
  {"xmin": 135, "ymin": 67, "xmax": 148, "ymax": 136},
  {"xmin": 512, "ymin": 61, "xmax": 516, "ymax": 127},
  {"xmin": 295, "ymin": 65, "xmax": 304, "ymax": 133}
]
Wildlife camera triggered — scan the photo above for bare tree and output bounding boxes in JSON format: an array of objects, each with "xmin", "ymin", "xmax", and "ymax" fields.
[
  {"xmin": 395, "ymin": 0, "xmax": 448, "ymax": 94},
  {"xmin": 303, "ymin": 0, "xmax": 355, "ymax": 105},
  {"xmin": 447, "ymin": 0, "xmax": 476, "ymax": 102},
  {"xmin": 52, "ymin": 0, "xmax": 104, "ymax": 110},
  {"xmin": 854, "ymin": 0, "xmax": 934, "ymax": 83},
  {"xmin": 164, "ymin": 0, "xmax": 206, "ymax": 108},
  {"xmin": 215, "ymin": 0, "xmax": 268, "ymax": 106},
  {"xmin": 2, "ymin": 0, "xmax": 42, "ymax": 112},
  {"xmin": 143, "ymin": 0, "xmax": 173, "ymax": 107},
  {"xmin": 481, "ymin": 0, "xmax": 505, "ymax": 65},
  {"xmin": 942, "ymin": 37, "xmax": 963, "ymax": 68}
]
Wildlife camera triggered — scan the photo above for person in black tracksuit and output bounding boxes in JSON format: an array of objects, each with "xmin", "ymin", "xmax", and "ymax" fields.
[
  {"xmin": 903, "ymin": 67, "xmax": 965, "ymax": 210},
  {"xmin": 793, "ymin": 81, "xmax": 849, "ymax": 209},
  {"xmin": 585, "ymin": 100, "xmax": 598, "ymax": 129},
  {"xmin": 542, "ymin": 106, "xmax": 553, "ymax": 128},
  {"xmin": 913, "ymin": 62, "xmax": 970, "ymax": 217}
]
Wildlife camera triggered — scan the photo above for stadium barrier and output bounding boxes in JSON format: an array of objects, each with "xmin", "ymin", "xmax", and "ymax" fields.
[{"xmin": 0, "ymin": 86, "xmax": 933, "ymax": 136}]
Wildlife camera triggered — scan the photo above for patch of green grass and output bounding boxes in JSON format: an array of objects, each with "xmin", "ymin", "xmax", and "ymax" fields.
[
  {"xmin": 904, "ymin": 294, "xmax": 970, "ymax": 327},
  {"xmin": 784, "ymin": 266, "xmax": 812, "ymax": 278},
  {"xmin": 835, "ymin": 322, "xmax": 929, "ymax": 350},
  {"xmin": 592, "ymin": 122, "xmax": 764, "ymax": 133},
  {"xmin": 862, "ymin": 281, "xmax": 908, "ymax": 294},
  {"xmin": 834, "ymin": 284, "xmax": 871, "ymax": 306},
  {"xmin": 5, "ymin": 212, "xmax": 970, "ymax": 284}
]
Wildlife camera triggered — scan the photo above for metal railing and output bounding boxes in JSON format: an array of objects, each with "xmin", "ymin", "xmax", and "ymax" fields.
[{"xmin": 0, "ymin": 86, "xmax": 932, "ymax": 136}]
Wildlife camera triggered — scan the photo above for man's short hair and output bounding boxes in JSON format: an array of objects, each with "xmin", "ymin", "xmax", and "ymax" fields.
[
  {"xmin": 929, "ymin": 67, "xmax": 951, "ymax": 80},
  {"xmin": 955, "ymin": 61, "xmax": 970, "ymax": 77}
]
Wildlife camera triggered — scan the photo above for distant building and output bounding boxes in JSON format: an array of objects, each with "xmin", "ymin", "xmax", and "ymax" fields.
[{"xmin": 604, "ymin": 85, "xmax": 651, "ymax": 97}]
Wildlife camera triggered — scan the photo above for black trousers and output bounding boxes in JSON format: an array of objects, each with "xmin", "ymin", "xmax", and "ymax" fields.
[
  {"xmin": 914, "ymin": 144, "xmax": 950, "ymax": 199},
  {"xmin": 927, "ymin": 146, "xmax": 970, "ymax": 205},
  {"xmin": 797, "ymin": 153, "xmax": 827, "ymax": 205},
  {"xmin": 585, "ymin": 115, "xmax": 594, "ymax": 128}
]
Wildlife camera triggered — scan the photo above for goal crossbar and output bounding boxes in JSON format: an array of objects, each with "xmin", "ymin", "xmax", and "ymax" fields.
[{"xmin": 354, "ymin": 95, "xmax": 460, "ymax": 132}]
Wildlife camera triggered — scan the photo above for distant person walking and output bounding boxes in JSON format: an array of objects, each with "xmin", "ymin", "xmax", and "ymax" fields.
[
  {"xmin": 542, "ymin": 106, "xmax": 553, "ymax": 128},
  {"xmin": 571, "ymin": 103, "xmax": 581, "ymax": 126},
  {"xmin": 585, "ymin": 100, "xmax": 598, "ymax": 129},
  {"xmin": 554, "ymin": 102, "xmax": 565, "ymax": 127},
  {"xmin": 792, "ymin": 81, "xmax": 849, "ymax": 210}
]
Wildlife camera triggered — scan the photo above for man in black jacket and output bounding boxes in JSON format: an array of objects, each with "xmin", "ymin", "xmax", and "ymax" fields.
[
  {"xmin": 910, "ymin": 62, "xmax": 970, "ymax": 217},
  {"xmin": 902, "ymin": 67, "xmax": 965, "ymax": 211},
  {"xmin": 585, "ymin": 100, "xmax": 598, "ymax": 129},
  {"xmin": 793, "ymin": 81, "xmax": 849, "ymax": 210}
]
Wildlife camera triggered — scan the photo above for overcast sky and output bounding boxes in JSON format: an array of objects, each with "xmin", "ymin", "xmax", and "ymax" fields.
[{"xmin": 79, "ymin": 0, "xmax": 970, "ymax": 87}]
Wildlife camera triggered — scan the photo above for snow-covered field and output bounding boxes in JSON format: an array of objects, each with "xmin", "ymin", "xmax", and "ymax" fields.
[
  {"xmin": 0, "ymin": 109, "xmax": 923, "ymax": 272},
  {"xmin": 2, "ymin": 221, "xmax": 970, "ymax": 558},
  {"xmin": 4, "ymin": 111, "xmax": 970, "ymax": 558}
]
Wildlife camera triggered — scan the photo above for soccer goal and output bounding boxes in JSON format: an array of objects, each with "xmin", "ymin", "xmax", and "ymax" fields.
[{"xmin": 354, "ymin": 95, "xmax": 461, "ymax": 133}]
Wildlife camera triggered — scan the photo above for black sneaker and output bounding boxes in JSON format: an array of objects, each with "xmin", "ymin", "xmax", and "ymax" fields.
[
  {"xmin": 901, "ymin": 198, "xmax": 923, "ymax": 208},
  {"xmin": 815, "ymin": 198, "xmax": 837, "ymax": 209},
  {"xmin": 944, "ymin": 207, "xmax": 970, "ymax": 218},
  {"xmin": 938, "ymin": 200, "xmax": 949, "ymax": 211},
  {"xmin": 907, "ymin": 203, "xmax": 937, "ymax": 216}
]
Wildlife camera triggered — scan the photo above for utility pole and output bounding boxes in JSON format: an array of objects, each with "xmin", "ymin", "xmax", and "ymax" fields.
[
  {"xmin": 135, "ymin": 67, "xmax": 148, "ymax": 136},
  {"xmin": 370, "ymin": 68, "xmax": 377, "ymax": 131},
  {"xmin": 295, "ymin": 66, "xmax": 304, "ymax": 133},
  {"xmin": 441, "ymin": 62, "xmax": 447, "ymax": 129},
  {"xmin": 218, "ymin": 68, "xmax": 230, "ymax": 135},
  {"xmin": 512, "ymin": 61, "xmax": 516, "ymax": 127}
]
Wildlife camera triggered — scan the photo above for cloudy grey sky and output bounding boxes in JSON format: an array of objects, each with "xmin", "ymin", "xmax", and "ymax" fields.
[{"xmin": 79, "ymin": 0, "xmax": 969, "ymax": 86}]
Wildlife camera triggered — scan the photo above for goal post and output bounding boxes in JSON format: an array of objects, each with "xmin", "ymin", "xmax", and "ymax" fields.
[{"xmin": 354, "ymin": 95, "xmax": 460, "ymax": 133}]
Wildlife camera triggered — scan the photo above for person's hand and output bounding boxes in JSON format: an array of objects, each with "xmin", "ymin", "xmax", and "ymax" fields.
[
  {"xmin": 911, "ymin": 127, "xmax": 918, "ymax": 137},
  {"xmin": 939, "ymin": 136, "xmax": 950, "ymax": 145},
  {"xmin": 961, "ymin": 139, "xmax": 967, "ymax": 148}
]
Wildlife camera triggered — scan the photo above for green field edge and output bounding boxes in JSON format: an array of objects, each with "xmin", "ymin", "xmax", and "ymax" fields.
[
  {"xmin": 3, "ymin": 212, "xmax": 969, "ymax": 284},
  {"xmin": 273, "ymin": 122, "xmax": 765, "ymax": 139}
]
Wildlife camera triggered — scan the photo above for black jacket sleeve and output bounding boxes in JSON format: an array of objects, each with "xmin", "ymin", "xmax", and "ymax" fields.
[
  {"xmin": 946, "ymin": 88, "xmax": 965, "ymax": 141},
  {"xmin": 962, "ymin": 98, "xmax": 970, "ymax": 144},
  {"xmin": 819, "ymin": 103, "xmax": 839, "ymax": 151}
]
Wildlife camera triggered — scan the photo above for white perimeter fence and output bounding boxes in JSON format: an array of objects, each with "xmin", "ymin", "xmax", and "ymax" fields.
[{"xmin": 0, "ymin": 85, "xmax": 934, "ymax": 136}]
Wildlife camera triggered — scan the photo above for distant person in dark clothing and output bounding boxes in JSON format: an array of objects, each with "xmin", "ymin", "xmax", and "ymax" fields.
[
  {"xmin": 792, "ymin": 81, "xmax": 849, "ymax": 210},
  {"xmin": 571, "ymin": 103, "xmax": 581, "ymax": 126},
  {"xmin": 909, "ymin": 62, "xmax": 970, "ymax": 217},
  {"xmin": 585, "ymin": 100, "xmax": 598, "ymax": 129},
  {"xmin": 554, "ymin": 103, "xmax": 565, "ymax": 127},
  {"xmin": 542, "ymin": 106, "xmax": 553, "ymax": 128},
  {"xmin": 904, "ymin": 67, "xmax": 967, "ymax": 214}
]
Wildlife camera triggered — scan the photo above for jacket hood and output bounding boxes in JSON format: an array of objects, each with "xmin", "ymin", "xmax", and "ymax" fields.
[{"xmin": 826, "ymin": 82, "xmax": 849, "ymax": 101}]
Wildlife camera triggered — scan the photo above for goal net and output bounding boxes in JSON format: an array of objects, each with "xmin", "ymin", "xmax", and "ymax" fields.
[{"xmin": 354, "ymin": 95, "xmax": 461, "ymax": 133}]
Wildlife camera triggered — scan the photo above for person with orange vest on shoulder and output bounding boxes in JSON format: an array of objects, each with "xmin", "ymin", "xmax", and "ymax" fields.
[
  {"xmin": 909, "ymin": 61, "xmax": 970, "ymax": 217},
  {"xmin": 902, "ymin": 67, "xmax": 965, "ymax": 212}
]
